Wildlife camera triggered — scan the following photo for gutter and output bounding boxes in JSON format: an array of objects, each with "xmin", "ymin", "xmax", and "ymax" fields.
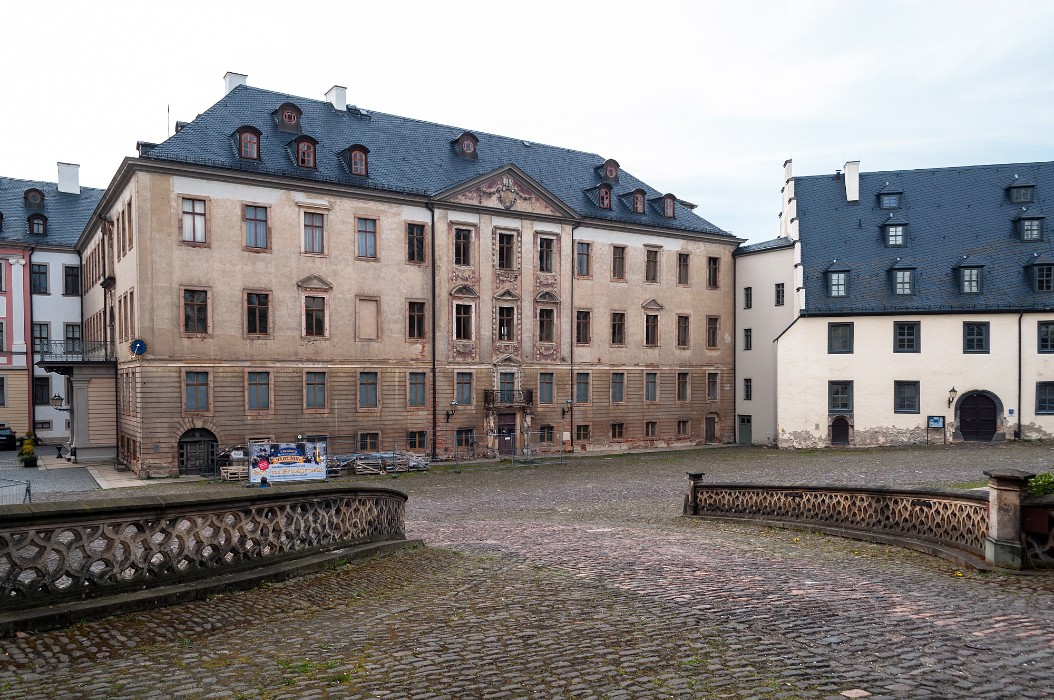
[{"xmin": 427, "ymin": 203, "xmax": 438, "ymax": 460}]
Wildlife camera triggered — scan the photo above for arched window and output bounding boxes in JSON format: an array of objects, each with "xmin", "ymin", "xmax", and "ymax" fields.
[
  {"xmin": 24, "ymin": 188, "xmax": 45, "ymax": 210},
  {"xmin": 664, "ymin": 196, "xmax": 675, "ymax": 218},
  {"xmin": 297, "ymin": 140, "xmax": 316, "ymax": 168},
  {"xmin": 239, "ymin": 130, "xmax": 259, "ymax": 159},
  {"xmin": 28, "ymin": 214, "xmax": 47, "ymax": 235},
  {"xmin": 349, "ymin": 147, "xmax": 369, "ymax": 176},
  {"xmin": 598, "ymin": 185, "xmax": 611, "ymax": 210},
  {"xmin": 633, "ymin": 191, "xmax": 645, "ymax": 214}
]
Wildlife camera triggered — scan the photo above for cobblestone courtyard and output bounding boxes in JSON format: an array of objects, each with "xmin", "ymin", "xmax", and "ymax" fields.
[{"xmin": 3, "ymin": 443, "xmax": 1054, "ymax": 698}]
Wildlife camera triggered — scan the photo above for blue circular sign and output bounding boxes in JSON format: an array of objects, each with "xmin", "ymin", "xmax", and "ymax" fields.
[{"xmin": 130, "ymin": 339, "xmax": 148, "ymax": 356}]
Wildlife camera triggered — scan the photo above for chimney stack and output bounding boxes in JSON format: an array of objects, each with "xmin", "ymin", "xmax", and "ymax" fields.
[
  {"xmin": 325, "ymin": 85, "xmax": 347, "ymax": 111},
  {"xmin": 224, "ymin": 71, "xmax": 247, "ymax": 95},
  {"xmin": 843, "ymin": 161, "xmax": 860, "ymax": 203},
  {"xmin": 57, "ymin": 162, "xmax": 80, "ymax": 195}
]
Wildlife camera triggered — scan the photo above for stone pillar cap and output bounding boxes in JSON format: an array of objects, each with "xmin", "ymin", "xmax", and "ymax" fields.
[{"xmin": 983, "ymin": 468, "xmax": 1036, "ymax": 481}]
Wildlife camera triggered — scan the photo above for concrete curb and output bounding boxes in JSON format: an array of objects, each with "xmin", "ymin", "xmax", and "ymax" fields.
[{"xmin": 0, "ymin": 538, "xmax": 424, "ymax": 637}]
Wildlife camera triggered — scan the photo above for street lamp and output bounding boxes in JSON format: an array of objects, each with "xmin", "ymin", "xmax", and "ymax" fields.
[
  {"xmin": 947, "ymin": 387, "xmax": 958, "ymax": 408},
  {"xmin": 445, "ymin": 400, "xmax": 458, "ymax": 423},
  {"xmin": 50, "ymin": 394, "xmax": 71, "ymax": 412},
  {"xmin": 561, "ymin": 398, "xmax": 573, "ymax": 418}
]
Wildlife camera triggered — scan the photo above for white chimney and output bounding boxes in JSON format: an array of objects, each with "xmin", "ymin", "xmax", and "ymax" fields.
[
  {"xmin": 224, "ymin": 71, "xmax": 248, "ymax": 95},
  {"xmin": 325, "ymin": 85, "xmax": 347, "ymax": 111},
  {"xmin": 57, "ymin": 162, "xmax": 80, "ymax": 195},
  {"xmin": 844, "ymin": 160, "xmax": 860, "ymax": 202}
]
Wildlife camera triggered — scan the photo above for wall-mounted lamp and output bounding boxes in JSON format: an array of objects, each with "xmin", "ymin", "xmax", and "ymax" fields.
[
  {"xmin": 561, "ymin": 398, "xmax": 573, "ymax": 418},
  {"xmin": 948, "ymin": 387, "xmax": 958, "ymax": 408},
  {"xmin": 445, "ymin": 400, "xmax": 458, "ymax": 423},
  {"xmin": 49, "ymin": 394, "xmax": 71, "ymax": 412}
]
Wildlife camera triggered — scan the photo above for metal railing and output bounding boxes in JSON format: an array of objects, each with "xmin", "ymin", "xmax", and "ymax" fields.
[
  {"xmin": 483, "ymin": 389, "xmax": 534, "ymax": 409},
  {"xmin": 35, "ymin": 340, "xmax": 116, "ymax": 363},
  {"xmin": 0, "ymin": 477, "xmax": 31, "ymax": 504}
]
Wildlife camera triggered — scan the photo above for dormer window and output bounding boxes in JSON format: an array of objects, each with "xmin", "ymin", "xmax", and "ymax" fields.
[
  {"xmin": 885, "ymin": 224, "xmax": 906, "ymax": 246},
  {"xmin": 879, "ymin": 193, "xmax": 901, "ymax": 209},
  {"xmin": 236, "ymin": 127, "xmax": 261, "ymax": 160},
  {"xmin": 598, "ymin": 184, "xmax": 611, "ymax": 210},
  {"xmin": 893, "ymin": 269, "xmax": 914, "ymax": 295},
  {"xmin": 273, "ymin": 102, "xmax": 303, "ymax": 134},
  {"xmin": 345, "ymin": 145, "xmax": 370, "ymax": 177},
  {"xmin": 28, "ymin": 214, "xmax": 47, "ymax": 236},
  {"xmin": 1034, "ymin": 265, "xmax": 1054, "ymax": 292},
  {"xmin": 596, "ymin": 158, "xmax": 620, "ymax": 184},
  {"xmin": 959, "ymin": 267, "xmax": 982, "ymax": 294},
  {"xmin": 663, "ymin": 195, "xmax": 675, "ymax": 218},
  {"xmin": 632, "ymin": 190, "xmax": 645, "ymax": 214},
  {"xmin": 828, "ymin": 271, "xmax": 848, "ymax": 297},
  {"xmin": 453, "ymin": 132, "xmax": 479, "ymax": 160},
  {"xmin": 295, "ymin": 137, "xmax": 317, "ymax": 169},
  {"xmin": 1020, "ymin": 216, "xmax": 1043, "ymax": 241},
  {"xmin": 24, "ymin": 188, "xmax": 45, "ymax": 210},
  {"xmin": 1010, "ymin": 185, "xmax": 1035, "ymax": 204}
]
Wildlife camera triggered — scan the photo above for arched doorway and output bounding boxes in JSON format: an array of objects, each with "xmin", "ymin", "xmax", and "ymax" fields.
[
  {"xmin": 959, "ymin": 393, "xmax": 997, "ymax": 441},
  {"xmin": 178, "ymin": 428, "xmax": 218, "ymax": 476},
  {"xmin": 831, "ymin": 417, "xmax": 850, "ymax": 445}
]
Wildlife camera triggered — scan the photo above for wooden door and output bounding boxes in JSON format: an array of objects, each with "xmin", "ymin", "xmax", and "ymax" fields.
[
  {"xmin": 959, "ymin": 394, "xmax": 997, "ymax": 441},
  {"xmin": 831, "ymin": 417, "xmax": 850, "ymax": 445}
]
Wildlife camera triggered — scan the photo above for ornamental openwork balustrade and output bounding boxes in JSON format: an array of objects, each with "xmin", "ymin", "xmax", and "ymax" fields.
[{"xmin": 0, "ymin": 484, "xmax": 406, "ymax": 610}]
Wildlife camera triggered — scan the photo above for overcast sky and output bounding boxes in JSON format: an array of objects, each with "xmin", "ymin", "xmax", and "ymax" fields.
[{"xmin": 3, "ymin": 0, "xmax": 1053, "ymax": 243}]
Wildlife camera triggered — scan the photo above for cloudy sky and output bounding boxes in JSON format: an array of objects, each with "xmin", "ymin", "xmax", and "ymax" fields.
[{"xmin": 3, "ymin": 0, "xmax": 1053, "ymax": 242}]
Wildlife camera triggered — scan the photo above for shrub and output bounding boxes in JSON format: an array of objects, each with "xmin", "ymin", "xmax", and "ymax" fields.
[
  {"xmin": 20, "ymin": 436, "xmax": 35, "ymax": 458},
  {"xmin": 1029, "ymin": 472, "xmax": 1054, "ymax": 497}
]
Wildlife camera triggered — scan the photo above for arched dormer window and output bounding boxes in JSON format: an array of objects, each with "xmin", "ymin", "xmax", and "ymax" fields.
[
  {"xmin": 24, "ymin": 188, "xmax": 45, "ymax": 210},
  {"xmin": 452, "ymin": 132, "xmax": 478, "ymax": 160},
  {"xmin": 345, "ymin": 145, "xmax": 370, "ymax": 177},
  {"xmin": 28, "ymin": 214, "xmax": 47, "ymax": 236},
  {"xmin": 632, "ymin": 189, "xmax": 646, "ymax": 214},
  {"xmin": 236, "ymin": 127, "xmax": 261, "ymax": 160},
  {"xmin": 273, "ymin": 102, "xmax": 303, "ymax": 134},
  {"xmin": 294, "ymin": 137, "xmax": 317, "ymax": 169},
  {"xmin": 595, "ymin": 158, "xmax": 620, "ymax": 183},
  {"xmin": 598, "ymin": 184, "xmax": 612, "ymax": 210},
  {"xmin": 663, "ymin": 195, "xmax": 676, "ymax": 218}
]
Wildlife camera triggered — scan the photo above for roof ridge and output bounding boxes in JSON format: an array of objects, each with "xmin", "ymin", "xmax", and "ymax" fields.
[{"xmin": 794, "ymin": 159, "xmax": 1054, "ymax": 181}]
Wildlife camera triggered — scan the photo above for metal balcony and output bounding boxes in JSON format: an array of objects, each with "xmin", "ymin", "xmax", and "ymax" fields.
[
  {"xmin": 483, "ymin": 389, "xmax": 534, "ymax": 409},
  {"xmin": 35, "ymin": 340, "xmax": 116, "ymax": 364}
]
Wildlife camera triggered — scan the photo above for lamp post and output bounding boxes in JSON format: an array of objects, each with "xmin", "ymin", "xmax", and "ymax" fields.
[
  {"xmin": 445, "ymin": 400, "xmax": 458, "ymax": 423},
  {"xmin": 948, "ymin": 386, "xmax": 958, "ymax": 408},
  {"xmin": 561, "ymin": 397, "xmax": 573, "ymax": 418}
]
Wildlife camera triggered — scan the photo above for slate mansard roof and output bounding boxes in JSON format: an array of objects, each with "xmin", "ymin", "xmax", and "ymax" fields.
[
  {"xmin": 142, "ymin": 85, "xmax": 730, "ymax": 238},
  {"xmin": 0, "ymin": 176, "xmax": 104, "ymax": 247},
  {"xmin": 734, "ymin": 237, "xmax": 795, "ymax": 256},
  {"xmin": 795, "ymin": 161, "xmax": 1054, "ymax": 315}
]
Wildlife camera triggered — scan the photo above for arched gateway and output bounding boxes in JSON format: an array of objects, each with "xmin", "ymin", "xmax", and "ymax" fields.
[{"xmin": 178, "ymin": 428, "xmax": 218, "ymax": 476}]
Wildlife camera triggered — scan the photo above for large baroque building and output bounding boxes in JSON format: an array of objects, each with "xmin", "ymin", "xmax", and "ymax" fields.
[
  {"xmin": 65, "ymin": 74, "xmax": 739, "ymax": 475},
  {"xmin": 736, "ymin": 158, "xmax": 1054, "ymax": 447}
]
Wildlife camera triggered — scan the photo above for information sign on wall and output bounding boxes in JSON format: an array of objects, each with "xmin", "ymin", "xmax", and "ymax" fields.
[{"xmin": 248, "ymin": 441, "xmax": 327, "ymax": 483}]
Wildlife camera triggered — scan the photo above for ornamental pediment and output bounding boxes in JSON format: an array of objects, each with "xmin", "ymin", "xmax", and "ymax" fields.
[
  {"xmin": 535, "ymin": 291, "xmax": 561, "ymax": 303},
  {"xmin": 296, "ymin": 274, "xmax": 333, "ymax": 290},
  {"xmin": 641, "ymin": 298, "xmax": 664, "ymax": 310},
  {"xmin": 493, "ymin": 354, "xmax": 522, "ymax": 366},
  {"xmin": 438, "ymin": 165, "xmax": 575, "ymax": 218},
  {"xmin": 494, "ymin": 288, "xmax": 521, "ymax": 301},
  {"xmin": 451, "ymin": 285, "xmax": 479, "ymax": 298}
]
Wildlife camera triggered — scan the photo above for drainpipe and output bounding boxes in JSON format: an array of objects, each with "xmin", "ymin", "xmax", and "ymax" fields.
[
  {"xmin": 27, "ymin": 247, "xmax": 36, "ymax": 437},
  {"xmin": 1017, "ymin": 312, "xmax": 1023, "ymax": 439},
  {"xmin": 731, "ymin": 249, "xmax": 737, "ymax": 444},
  {"xmin": 568, "ymin": 222, "xmax": 580, "ymax": 450},
  {"xmin": 428, "ymin": 203, "xmax": 438, "ymax": 460}
]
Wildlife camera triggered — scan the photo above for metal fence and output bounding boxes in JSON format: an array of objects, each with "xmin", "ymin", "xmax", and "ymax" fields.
[{"xmin": 0, "ymin": 478, "xmax": 31, "ymax": 505}]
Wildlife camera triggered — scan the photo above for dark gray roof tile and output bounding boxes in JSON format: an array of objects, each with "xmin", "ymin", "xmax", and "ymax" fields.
[{"xmin": 0, "ymin": 176, "xmax": 104, "ymax": 248}]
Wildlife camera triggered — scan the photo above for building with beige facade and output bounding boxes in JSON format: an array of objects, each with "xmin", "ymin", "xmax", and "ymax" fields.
[
  {"xmin": 60, "ymin": 74, "xmax": 740, "ymax": 476},
  {"xmin": 737, "ymin": 158, "xmax": 1054, "ymax": 447}
]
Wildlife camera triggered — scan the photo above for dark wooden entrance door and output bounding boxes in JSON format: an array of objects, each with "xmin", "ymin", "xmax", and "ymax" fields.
[
  {"xmin": 831, "ymin": 417, "xmax": 850, "ymax": 445},
  {"xmin": 497, "ymin": 413, "xmax": 516, "ymax": 456},
  {"xmin": 704, "ymin": 416, "xmax": 717, "ymax": 443},
  {"xmin": 959, "ymin": 394, "xmax": 997, "ymax": 441},
  {"xmin": 178, "ymin": 428, "xmax": 218, "ymax": 476}
]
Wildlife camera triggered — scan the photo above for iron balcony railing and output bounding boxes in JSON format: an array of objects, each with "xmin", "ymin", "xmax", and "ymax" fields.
[
  {"xmin": 483, "ymin": 389, "xmax": 534, "ymax": 409},
  {"xmin": 35, "ymin": 339, "xmax": 116, "ymax": 363}
]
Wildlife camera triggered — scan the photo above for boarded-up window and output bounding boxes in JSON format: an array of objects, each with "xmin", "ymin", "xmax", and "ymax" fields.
[{"xmin": 357, "ymin": 298, "xmax": 380, "ymax": 340}]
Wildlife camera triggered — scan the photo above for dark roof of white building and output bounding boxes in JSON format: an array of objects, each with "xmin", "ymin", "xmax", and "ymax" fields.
[{"xmin": 0, "ymin": 176, "xmax": 103, "ymax": 247}]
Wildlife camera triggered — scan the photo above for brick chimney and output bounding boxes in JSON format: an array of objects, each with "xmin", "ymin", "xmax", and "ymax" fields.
[
  {"xmin": 57, "ymin": 162, "xmax": 80, "ymax": 195},
  {"xmin": 224, "ymin": 71, "xmax": 247, "ymax": 95}
]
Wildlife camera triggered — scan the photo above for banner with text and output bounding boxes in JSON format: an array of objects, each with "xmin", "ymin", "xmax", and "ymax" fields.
[{"xmin": 248, "ymin": 441, "xmax": 327, "ymax": 483}]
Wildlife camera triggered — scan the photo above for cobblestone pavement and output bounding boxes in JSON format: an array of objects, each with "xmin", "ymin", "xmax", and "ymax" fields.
[
  {"xmin": 3, "ymin": 443, "xmax": 1054, "ymax": 698},
  {"xmin": 0, "ymin": 448, "xmax": 98, "ymax": 497}
]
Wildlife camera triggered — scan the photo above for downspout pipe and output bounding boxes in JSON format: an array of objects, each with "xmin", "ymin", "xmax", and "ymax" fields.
[
  {"xmin": 568, "ymin": 222, "xmax": 580, "ymax": 450},
  {"xmin": 26, "ymin": 246, "xmax": 36, "ymax": 437},
  {"xmin": 427, "ymin": 203, "xmax": 438, "ymax": 460},
  {"xmin": 1017, "ymin": 312, "xmax": 1023, "ymax": 440}
]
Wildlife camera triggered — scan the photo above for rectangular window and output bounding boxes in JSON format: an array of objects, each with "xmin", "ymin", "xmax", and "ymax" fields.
[
  {"xmin": 454, "ymin": 228, "xmax": 472, "ymax": 266},
  {"xmin": 706, "ymin": 317, "xmax": 719, "ymax": 349},
  {"xmin": 575, "ymin": 424, "xmax": 590, "ymax": 441},
  {"xmin": 408, "ymin": 372, "xmax": 426, "ymax": 407},
  {"xmin": 538, "ymin": 373, "xmax": 554, "ymax": 404},
  {"xmin": 247, "ymin": 292, "xmax": 269, "ymax": 336},
  {"xmin": 744, "ymin": 328, "xmax": 752, "ymax": 351},
  {"xmin": 707, "ymin": 257, "xmax": 720, "ymax": 288},
  {"xmin": 63, "ymin": 266, "xmax": 80, "ymax": 296},
  {"xmin": 1035, "ymin": 265, "xmax": 1054, "ymax": 292},
  {"xmin": 31, "ymin": 323, "xmax": 49, "ymax": 353},
  {"xmin": 456, "ymin": 372, "xmax": 473, "ymax": 406},
  {"xmin": 305, "ymin": 372, "xmax": 327, "ymax": 409},
  {"xmin": 645, "ymin": 249, "xmax": 660, "ymax": 283},
  {"xmin": 744, "ymin": 378, "xmax": 753, "ymax": 401},
  {"xmin": 645, "ymin": 421, "xmax": 657, "ymax": 438},
  {"xmin": 880, "ymin": 193, "xmax": 901, "ymax": 209},
  {"xmin": 886, "ymin": 225, "xmax": 905, "ymax": 246},
  {"xmin": 456, "ymin": 427, "xmax": 476, "ymax": 448},
  {"xmin": 64, "ymin": 324, "xmax": 81, "ymax": 353},
  {"xmin": 611, "ymin": 245, "xmax": 626, "ymax": 280},
  {"xmin": 538, "ymin": 425, "xmax": 554, "ymax": 443},
  {"xmin": 247, "ymin": 371, "xmax": 270, "ymax": 410},
  {"xmin": 304, "ymin": 296, "xmax": 326, "ymax": 337},
  {"xmin": 576, "ymin": 242, "xmax": 591, "ymax": 277},
  {"xmin": 576, "ymin": 310, "xmax": 591, "ymax": 344},
  {"xmin": 610, "ymin": 372, "xmax": 624, "ymax": 403},
  {"xmin": 0, "ymin": 377, "xmax": 5, "ymax": 406},
  {"xmin": 645, "ymin": 372, "xmax": 658, "ymax": 402},
  {"xmin": 894, "ymin": 321, "xmax": 920, "ymax": 353},
  {"xmin": 359, "ymin": 297, "xmax": 381, "ymax": 346},
  {"xmin": 677, "ymin": 253, "xmax": 690, "ymax": 285},
  {"xmin": 30, "ymin": 264, "xmax": 48, "ymax": 294},
  {"xmin": 33, "ymin": 376, "xmax": 50, "ymax": 406},
  {"xmin": 828, "ymin": 272, "xmax": 847, "ymax": 297},
  {"xmin": 1039, "ymin": 322, "xmax": 1054, "ymax": 353},
  {"xmin": 677, "ymin": 315, "xmax": 690, "ymax": 348},
  {"xmin": 407, "ymin": 223, "xmax": 425, "ymax": 263},
  {"xmin": 304, "ymin": 212, "xmax": 325, "ymax": 254},
  {"xmin": 894, "ymin": 380, "xmax": 920, "ymax": 414},
  {"xmin": 1037, "ymin": 382, "xmax": 1054, "ymax": 414},
  {"xmin": 894, "ymin": 269, "xmax": 914, "ymax": 295},
  {"xmin": 828, "ymin": 322, "xmax": 854, "ymax": 354},
  {"xmin": 829, "ymin": 381, "xmax": 853, "ymax": 412},
  {"xmin": 775, "ymin": 283, "xmax": 785, "ymax": 306},
  {"xmin": 408, "ymin": 301, "xmax": 426, "ymax": 340},
  {"xmin": 185, "ymin": 371, "xmax": 209, "ymax": 412},
  {"xmin": 538, "ymin": 237, "xmax": 554, "ymax": 273},
  {"xmin": 407, "ymin": 431, "xmax": 427, "ymax": 449},
  {"xmin": 1022, "ymin": 219, "xmax": 1042, "ymax": 241},
  {"xmin": 645, "ymin": 314, "xmax": 659, "ymax": 347},
  {"xmin": 677, "ymin": 372, "xmax": 689, "ymax": 401},
  {"xmin": 677, "ymin": 419, "xmax": 690, "ymax": 437},
  {"xmin": 181, "ymin": 198, "xmax": 206, "ymax": 243},
  {"xmin": 244, "ymin": 205, "xmax": 268, "ymax": 249},
  {"xmin": 610, "ymin": 312, "xmax": 625, "ymax": 345},
  {"xmin": 497, "ymin": 232, "xmax": 516, "ymax": 270},
  {"xmin": 575, "ymin": 372, "xmax": 590, "ymax": 404},
  {"xmin": 538, "ymin": 308, "xmax": 554, "ymax": 342},
  {"xmin": 359, "ymin": 372, "xmax": 379, "ymax": 408},
  {"xmin": 357, "ymin": 218, "xmax": 377, "ymax": 259},
  {"xmin": 960, "ymin": 267, "xmax": 981, "ymax": 294},
  {"xmin": 454, "ymin": 303, "xmax": 473, "ymax": 341},
  {"xmin": 359, "ymin": 432, "xmax": 380, "ymax": 452},
  {"xmin": 184, "ymin": 289, "xmax": 208, "ymax": 334},
  {"xmin": 610, "ymin": 422, "xmax": 624, "ymax": 439},
  {"xmin": 963, "ymin": 322, "xmax": 990, "ymax": 353},
  {"xmin": 497, "ymin": 307, "xmax": 515, "ymax": 341},
  {"xmin": 706, "ymin": 372, "xmax": 718, "ymax": 401},
  {"xmin": 744, "ymin": 286, "xmax": 753, "ymax": 309},
  {"xmin": 1012, "ymin": 187, "xmax": 1035, "ymax": 204}
]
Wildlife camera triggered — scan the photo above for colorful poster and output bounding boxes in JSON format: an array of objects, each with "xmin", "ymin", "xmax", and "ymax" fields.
[{"xmin": 248, "ymin": 441, "xmax": 327, "ymax": 483}]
